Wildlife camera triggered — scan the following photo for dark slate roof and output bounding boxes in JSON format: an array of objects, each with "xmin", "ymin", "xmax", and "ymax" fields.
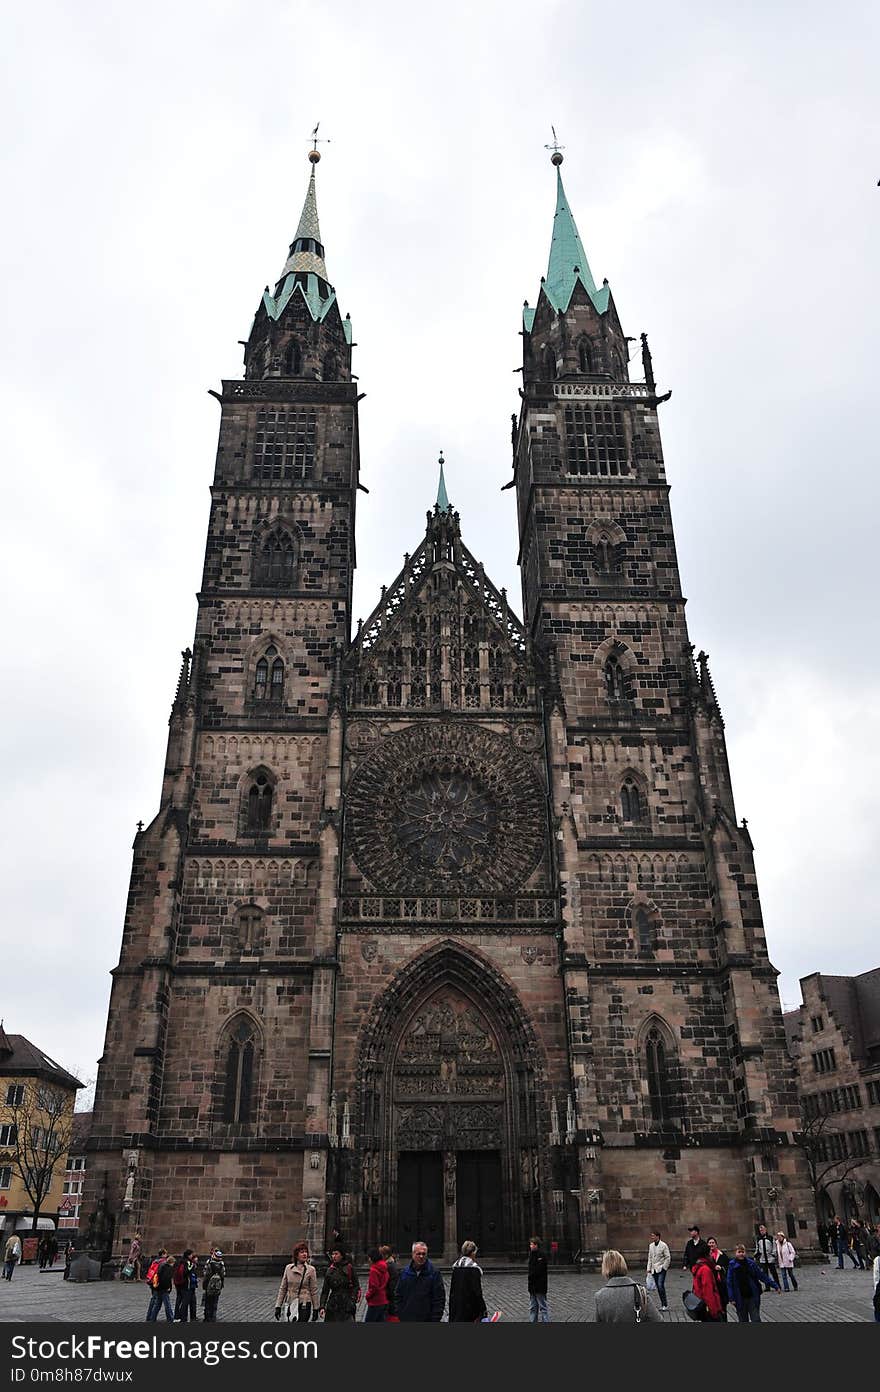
[
  {"xmin": 69, "ymin": 1111, "xmax": 92, "ymax": 1153},
  {"xmin": 0, "ymin": 1034, "xmax": 83, "ymax": 1091},
  {"xmin": 782, "ymin": 1009, "xmax": 802, "ymax": 1052}
]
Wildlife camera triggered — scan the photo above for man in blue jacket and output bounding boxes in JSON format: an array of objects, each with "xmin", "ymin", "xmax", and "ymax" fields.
[
  {"xmin": 395, "ymin": 1241, "xmax": 445, "ymax": 1322},
  {"xmin": 726, "ymin": 1243, "xmax": 780, "ymax": 1321}
]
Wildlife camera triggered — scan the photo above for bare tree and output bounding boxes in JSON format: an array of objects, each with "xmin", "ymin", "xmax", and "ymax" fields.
[
  {"xmin": 9, "ymin": 1082, "xmax": 74, "ymax": 1232},
  {"xmin": 794, "ymin": 1102, "xmax": 867, "ymax": 1226}
]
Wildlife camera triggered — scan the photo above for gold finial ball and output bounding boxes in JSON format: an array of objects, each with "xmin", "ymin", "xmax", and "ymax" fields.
[
  {"xmin": 309, "ymin": 149, "xmax": 321, "ymax": 164},
  {"xmin": 551, "ymin": 151, "xmax": 564, "ymax": 166}
]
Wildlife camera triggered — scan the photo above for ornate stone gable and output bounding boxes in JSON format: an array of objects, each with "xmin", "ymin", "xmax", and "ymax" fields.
[{"xmin": 346, "ymin": 505, "xmax": 537, "ymax": 714}]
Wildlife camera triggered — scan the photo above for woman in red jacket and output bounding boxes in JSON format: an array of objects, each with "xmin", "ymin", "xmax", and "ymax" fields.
[
  {"xmin": 691, "ymin": 1243, "xmax": 725, "ymax": 1321},
  {"xmin": 364, "ymin": 1247, "xmax": 389, "ymax": 1322}
]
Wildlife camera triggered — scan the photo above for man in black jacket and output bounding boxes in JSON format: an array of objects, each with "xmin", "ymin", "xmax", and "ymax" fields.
[
  {"xmin": 395, "ymin": 1242, "xmax": 445, "ymax": 1322},
  {"xmin": 527, "ymin": 1237, "xmax": 550, "ymax": 1322},
  {"xmin": 682, "ymin": 1225, "xmax": 703, "ymax": 1271}
]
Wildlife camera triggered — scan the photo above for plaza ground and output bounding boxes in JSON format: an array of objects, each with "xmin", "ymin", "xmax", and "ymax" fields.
[{"xmin": 1, "ymin": 1257, "xmax": 875, "ymax": 1322}]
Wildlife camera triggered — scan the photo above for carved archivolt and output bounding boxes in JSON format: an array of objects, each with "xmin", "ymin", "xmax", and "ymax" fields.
[{"xmin": 345, "ymin": 723, "xmax": 545, "ymax": 893}]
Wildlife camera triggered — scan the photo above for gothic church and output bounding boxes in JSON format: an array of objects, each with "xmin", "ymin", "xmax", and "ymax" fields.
[{"xmin": 86, "ymin": 148, "xmax": 812, "ymax": 1267}]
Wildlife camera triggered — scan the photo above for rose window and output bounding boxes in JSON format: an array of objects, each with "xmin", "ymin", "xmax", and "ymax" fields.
[
  {"xmin": 345, "ymin": 724, "xmax": 545, "ymax": 893},
  {"xmin": 395, "ymin": 771, "xmax": 497, "ymax": 873}
]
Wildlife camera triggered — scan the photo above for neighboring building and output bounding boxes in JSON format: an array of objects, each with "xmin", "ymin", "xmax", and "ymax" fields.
[
  {"xmin": 784, "ymin": 970, "xmax": 880, "ymax": 1228},
  {"xmin": 85, "ymin": 149, "xmax": 812, "ymax": 1269},
  {"xmin": 0, "ymin": 1025, "xmax": 82, "ymax": 1247},
  {"xmin": 58, "ymin": 1112, "xmax": 91, "ymax": 1232}
]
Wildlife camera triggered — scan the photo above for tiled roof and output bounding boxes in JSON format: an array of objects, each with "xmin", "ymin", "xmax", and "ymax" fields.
[{"xmin": 0, "ymin": 1034, "xmax": 83, "ymax": 1091}]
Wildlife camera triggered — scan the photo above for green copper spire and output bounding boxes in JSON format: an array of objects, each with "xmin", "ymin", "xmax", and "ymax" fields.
[
  {"xmin": 260, "ymin": 152, "xmax": 352, "ymax": 343},
  {"xmin": 524, "ymin": 155, "xmax": 610, "ymax": 329},
  {"xmin": 436, "ymin": 453, "xmax": 450, "ymax": 512}
]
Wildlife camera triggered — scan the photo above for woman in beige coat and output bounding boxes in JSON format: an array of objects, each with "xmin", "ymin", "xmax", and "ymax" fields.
[{"xmin": 274, "ymin": 1242, "xmax": 319, "ymax": 1322}]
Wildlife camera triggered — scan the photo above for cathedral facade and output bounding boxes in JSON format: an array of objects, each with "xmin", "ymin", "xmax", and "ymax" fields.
[{"xmin": 85, "ymin": 150, "xmax": 812, "ymax": 1267}]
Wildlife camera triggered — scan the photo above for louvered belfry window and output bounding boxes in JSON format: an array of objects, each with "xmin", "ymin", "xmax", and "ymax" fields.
[
  {"xmin": 564, "ymin": 403, "xmax": 629, "ymax": 476},
  {"xmin": 253, "ymin": 408, "xmax": 317, "ymax": 481}
]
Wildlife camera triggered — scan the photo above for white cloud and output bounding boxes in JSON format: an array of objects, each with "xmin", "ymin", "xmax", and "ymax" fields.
[{"xmin": 1, "ymin": 0, "xmax": 878, "ymax": 1075}]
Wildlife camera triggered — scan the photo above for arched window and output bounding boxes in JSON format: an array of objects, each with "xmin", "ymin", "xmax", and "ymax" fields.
[
  {"xmin": 579, "ymin": 340, "xmax": 592, "ymax": 373},
  {"xmin": 604, "ymin": 655, "xmax": 627, "ymax": 700},
  {"xmin": 286, "ymin": 340, "xmax": 302, "ymax": 375},
  {"xmin": 253, "ymin": 646, "xmax": 284, "ymax": 702},
  {"xmin": 595, "ymin": 533, "xmax": 612, "ymax": 572},
  {"xmin": 512, "ymin": 678, "xmax": 528, "ymax": 707},
  {"xmin": 634, "ymin": 906, "xmax": 654, "ymax": 953},
  {"xmin": 322, "ymin": 352, "xmax": 338, "ymax": 381},
  {"xmin": 544, "ymin": 348, "xmax": 557, "ymax": 381},
  {"xmin": 362, "ymin": 676, "xmax": 379, "ymax": 706},
  {"xmin": 645, "ymin": 1025, "xmax": 674, "ymax": 1127},
  {"xmin": 620, "ymin": 778, "xmax": 643, "ymax": 822},
  {"xmin": 237, "ymin": 906, "xmax": 263, "ymax": 950},
  {"xmin": 387, "ymin": 679, "xmax": 402, "ymax": 706},
  {"xmin": 222, "ymin": 1017, "xmax": 257, "ymax": 1123},
  {"xmin": 246, "ymin": 771, "xmax": 273, "ymax": 832},
  {"xmin": 270, "ymin": 657, "xmax": 284, "ymax": 702},
  {"xmin": 254, "ymin": 657, "xmax": 268, "ymax": 700},
  {"xmin": 254, "ymin": 529, "xmax": 297, "ymax": 588}
]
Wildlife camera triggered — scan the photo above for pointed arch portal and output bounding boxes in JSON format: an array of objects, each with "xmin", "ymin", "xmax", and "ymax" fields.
[{"xmin": 351, "ymin": 942, "xmax": 549, "ymax": 1258}]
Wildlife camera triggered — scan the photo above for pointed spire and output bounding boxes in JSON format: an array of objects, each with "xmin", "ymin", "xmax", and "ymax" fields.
[
  {"xmin": 527, "ymin": 151, "xmax": 611, "ymax": 322},
  {"xmin": 436, "ymin": 452, "xmax": 450, "ymax": 512},
  {"xmin": 279, "ymin": 166, "xmax": 329, "ymax": 282},
  {"xmin": 260, "ymin": 150, "xmax": 351, "ymax": 342}
]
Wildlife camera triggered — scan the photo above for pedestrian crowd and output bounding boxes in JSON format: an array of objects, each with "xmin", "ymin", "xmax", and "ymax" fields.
[
  {"xmin": 118, "ymin": 1214, "xmax": 880, "ymax": 1324},
  {"xmin": 596, "ymin": 1216, "xmax": 880, "ymax": 1324}
]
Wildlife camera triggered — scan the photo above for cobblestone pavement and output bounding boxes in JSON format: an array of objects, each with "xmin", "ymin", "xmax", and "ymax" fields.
[{"xmin": 0, "ymin": 1258, "xmax": 875, "ymax": 1323}]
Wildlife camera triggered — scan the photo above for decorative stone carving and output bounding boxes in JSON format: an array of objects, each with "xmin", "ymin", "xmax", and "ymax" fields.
[
  {"xmin": 361, "ymin": 939, "xmax": 378, "ymax": 964},
  {"xmin": 397, "ymin": 1104, "xmax": 444, "ymax": 1150},
  {"xmin": 345, "ymin": 723, "xmax": 545, "ymax": 892}
]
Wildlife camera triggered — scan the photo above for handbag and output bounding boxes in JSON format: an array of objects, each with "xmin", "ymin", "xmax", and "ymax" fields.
[
  {"xmin": 121, "ymin": 1263, "xmax": 135, "ymax": 1280},
  {"xmin": 682, "ymin": 1291, "xmax": 707, "ymax": 1321},
  {"xmin": 645, "ymin": 1273, "xmax": 656, "ymax": 1292},
  {"xmin": 633, "ymin": 1283, "xmax": 648, "ymax": 1323}
]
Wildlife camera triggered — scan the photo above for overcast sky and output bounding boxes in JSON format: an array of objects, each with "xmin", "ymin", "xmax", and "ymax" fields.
[{"xmin": 2, "ymin": 1, "xmax": 878, "ymax": 1093}]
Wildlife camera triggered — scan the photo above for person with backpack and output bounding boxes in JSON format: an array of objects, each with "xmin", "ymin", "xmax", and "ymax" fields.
[
  {"xmin": 173, "ymin": 1249, "xmax": 198, "ymax": 1322},
  {"xmin": 145, "ymin": 1251, "xmax": 175, "ymax": 1322},
  {"xmin": 202, "ymin": 1249, "xmax": 226, "ymax": 1322},
  {"xmin": 3, "ymin": 1234, "xmax": 22, "ymax": 1281},
  {"xmin": 726, "ymin": 1243, "xmax": 780, "ymax": 1322},
  {"xmin": 319, "ymin": 1247, "xmax": 361, "ymax": 1322},
  {"xmin": 274, "ymin": 1242, "xmax": 319, "ymax": 1322},
  {"xmin": 527, "ymin": 1236, "xmax": 550, "ymax": 1322},
  {"xmin": 594, "ymin": 1249, "xmax": 662, "ymax": 1322}
]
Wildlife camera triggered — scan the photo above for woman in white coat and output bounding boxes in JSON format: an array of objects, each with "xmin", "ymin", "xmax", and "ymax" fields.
[{"xmin": 775, "ymin": 1232, "xmax": 798, "ymax": 1292}]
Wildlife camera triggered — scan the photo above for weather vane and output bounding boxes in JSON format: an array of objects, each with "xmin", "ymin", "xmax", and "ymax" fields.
[
  {"xmin": 545, "ymin": 124, "xmax": 565, "ymax": 166},
  {"xmin": 308, "ymin": 121, "xmax": 331, "ymax": 164}
]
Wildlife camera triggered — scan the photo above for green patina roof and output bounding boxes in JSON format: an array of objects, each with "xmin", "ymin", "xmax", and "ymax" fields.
[
  {"xmin": 523, "ymin": 166, "xmax": 610, "ymax": 328},
  {"xmin": 260, "ymin": 164, "xmax": 352, "ymax": 333},
  {"xmin": 436, "ymin": 456, "xmax": 450, "ymax": 512}
]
